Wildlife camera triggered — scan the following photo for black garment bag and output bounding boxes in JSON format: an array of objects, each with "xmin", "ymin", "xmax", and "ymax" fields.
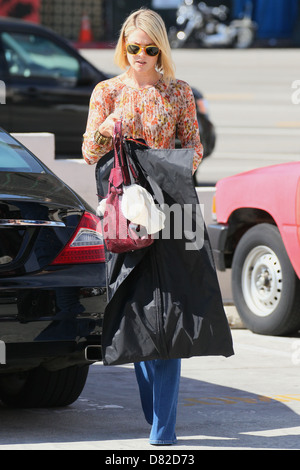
[{"xmin": 96, "ymin": 139, "xmax": 234, "ymax": 366}]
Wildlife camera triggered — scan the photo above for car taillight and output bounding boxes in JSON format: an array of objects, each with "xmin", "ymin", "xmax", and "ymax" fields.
[
  {"xmin": 196, "ymin": 97, "xmax": 208, "ymax": 115},
  {"xmin": 51, "ymin": 212, "xmax": 105, "ymax": 265},
  {"xmin": 212, "ymin": 194, "xmax": 217, "ymax": 221}
]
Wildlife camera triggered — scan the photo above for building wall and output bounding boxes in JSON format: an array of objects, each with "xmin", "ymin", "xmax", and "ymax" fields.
[
  {"xmin": 0, "ymin": 0, "xmax": 299, "ymax": 45},
  {"xmin": 0, "ymin": 0, "xmax": 40, "ymax": 22},
  {"xmin": 40, "ymin": 0, "xmax": 106, "ymax": 41}
]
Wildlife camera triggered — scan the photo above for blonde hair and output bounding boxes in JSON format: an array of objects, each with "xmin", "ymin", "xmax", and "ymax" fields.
[{"xmin": 114, "ymin": 8, "xmax": 175, "ymax": 81}]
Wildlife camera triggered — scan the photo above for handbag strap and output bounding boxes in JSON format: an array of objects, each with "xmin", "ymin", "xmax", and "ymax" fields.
[{"xmin": 113, "ymin": 120, "xmax": 131, "ymax": 186}]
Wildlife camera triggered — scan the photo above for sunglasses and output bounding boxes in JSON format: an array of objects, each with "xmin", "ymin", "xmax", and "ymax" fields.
[{"xmin": 126, "ymin": 44, "xmax": 160, "ymax": 57}]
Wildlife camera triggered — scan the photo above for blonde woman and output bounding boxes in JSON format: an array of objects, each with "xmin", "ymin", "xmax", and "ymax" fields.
[
  {"xmin": 82, "ymin": 8, "xmax": 203, "ymax": 446},
  {"xmin": 82, "ymin": 8, "xmax": 202, "ymax": 173}
]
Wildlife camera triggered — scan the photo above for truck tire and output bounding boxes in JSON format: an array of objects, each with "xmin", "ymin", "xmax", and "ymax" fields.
[
  {"xmin": 232, "ymin": 223, "xmax": 300, "ymax": 335},
  {"xmin": 0, "ymin": 365, "xmax": 89, "ymax": 408}
]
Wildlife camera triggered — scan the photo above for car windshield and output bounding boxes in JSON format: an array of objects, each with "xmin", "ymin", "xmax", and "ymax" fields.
[{"xmin": 0, "ymin": 130, "xmax": 44, "ymax": 173}]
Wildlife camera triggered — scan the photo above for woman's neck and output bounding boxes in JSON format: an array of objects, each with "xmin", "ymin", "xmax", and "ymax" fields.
[{"xmin": 123, "ymin": 68, "xmax": 162, "ymax": 89}]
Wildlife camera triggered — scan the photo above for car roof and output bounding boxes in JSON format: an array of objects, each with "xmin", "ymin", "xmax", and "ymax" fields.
[
  {"xmin": 0, "ymin": 16, "xmax": 75, "ymax": 47},
  {"xmin": 0, "ymin": 16, "xmax": 54, "ymax": 32}
]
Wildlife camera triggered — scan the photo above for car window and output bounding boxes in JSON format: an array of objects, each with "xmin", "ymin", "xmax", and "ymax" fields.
[
  {"xmin": 0, "ymin": 130, "xmax": 44, "ymax": 173},
  {"xmin": 1, "ymin": 31, "xmax": 80, "ymax": 82}
]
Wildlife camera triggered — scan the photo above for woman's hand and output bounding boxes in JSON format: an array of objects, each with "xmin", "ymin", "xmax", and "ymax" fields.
[{"xmin": 98, "ymin": 112, "xmax": 120, "ymax": 137}]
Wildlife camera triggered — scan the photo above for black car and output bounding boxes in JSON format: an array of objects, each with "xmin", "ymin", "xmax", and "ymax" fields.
[
  {"xmin": 0, "ymin": 17, "xmax": 215, "ymax": 158},
  {"xmin": 0, "ymin": 128, "xmax": 106, "ymax": 408}
]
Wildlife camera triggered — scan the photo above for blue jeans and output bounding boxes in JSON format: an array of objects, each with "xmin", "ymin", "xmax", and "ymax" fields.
[{"xmin": 134, "ymin": 359, "xmax": 181, "ymax": 445}]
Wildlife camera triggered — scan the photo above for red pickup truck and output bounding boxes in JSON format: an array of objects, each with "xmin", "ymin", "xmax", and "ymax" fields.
[{"xmin": 208, "ymin": 161, "xmax": 300, "ymax": 336}]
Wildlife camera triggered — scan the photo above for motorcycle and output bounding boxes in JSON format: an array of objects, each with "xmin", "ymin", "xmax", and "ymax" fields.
[{"xmin": 168, "ymin": 0, "xmax": 256, "ymax": 49}]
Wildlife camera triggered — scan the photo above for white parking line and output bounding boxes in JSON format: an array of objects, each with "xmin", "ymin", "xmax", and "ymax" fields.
[{"xmin": 241, "ymin": 426, "xmax": 300, "ymax": 438}]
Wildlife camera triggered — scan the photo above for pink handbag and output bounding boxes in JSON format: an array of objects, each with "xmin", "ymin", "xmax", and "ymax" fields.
[{"xmin": 102, "ymin": 121, "xmax": 154, "ymax": 253}]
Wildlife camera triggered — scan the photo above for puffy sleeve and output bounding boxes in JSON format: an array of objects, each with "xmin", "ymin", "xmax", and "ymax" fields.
[
  {"xmin": 82, "ymin": 82, "xmax": 113, "ymax": 165},
  {"xmin": 177, "ymin": 82, "xmax": 203, "ymax": 174}
]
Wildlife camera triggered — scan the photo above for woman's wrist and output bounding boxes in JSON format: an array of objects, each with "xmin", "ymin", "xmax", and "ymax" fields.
[{"xmin": 94, "ymin": 129, "xmax": 112, "ymax": 146}]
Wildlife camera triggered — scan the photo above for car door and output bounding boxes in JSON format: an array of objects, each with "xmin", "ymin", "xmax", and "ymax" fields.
[{"xmin": 0, "ymin": 30, "xmax": 94, "ymax": 156}]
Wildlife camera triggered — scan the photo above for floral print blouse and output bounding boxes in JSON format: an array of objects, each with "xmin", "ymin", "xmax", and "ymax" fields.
[{"xmin": 82, "ymin": 75, "xmax": 203, "ymax": 173}]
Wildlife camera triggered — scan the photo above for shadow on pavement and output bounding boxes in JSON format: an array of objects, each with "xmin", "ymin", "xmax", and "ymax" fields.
[{"xmin": 0, "ymin": 363, "xmax": 299, "ymax": 449}]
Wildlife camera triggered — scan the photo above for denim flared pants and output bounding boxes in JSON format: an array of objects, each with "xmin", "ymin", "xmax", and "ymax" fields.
[{"xmin": 134, "ymin": 358, "xmax": 181, "ymax": 445}]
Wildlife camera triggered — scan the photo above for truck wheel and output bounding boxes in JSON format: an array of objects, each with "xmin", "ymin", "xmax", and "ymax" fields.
[
  {"xmin": 232, "ymin": 223, "xmax": 300, "ymax": 335},
  {"xmin": 0, "ymin": 365, "xmax": 89, "ymax": 408}
]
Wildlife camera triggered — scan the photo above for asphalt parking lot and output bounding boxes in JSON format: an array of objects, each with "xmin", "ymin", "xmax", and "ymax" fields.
[{"xmin": 1, "ymin": 329, "xmax": 300, "ymax": 450}]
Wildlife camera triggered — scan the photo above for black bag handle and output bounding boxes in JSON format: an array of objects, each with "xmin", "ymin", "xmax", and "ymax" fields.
[{"xmin": 113, "ymin": 120, "xmax": 131, "ymax": 186}]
